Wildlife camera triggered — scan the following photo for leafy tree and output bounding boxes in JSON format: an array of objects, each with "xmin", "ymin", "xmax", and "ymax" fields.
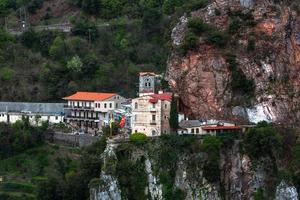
[
  {"xmin": 244, "ymin": 122, "xmax": 283, "ymax": 160},
  {"xmin": 81, "ymin": 0, "xmax": 101, "ymax": 15},
  {"xmin": 169, "ymin": 94, "xmax": 179, "ymax": 131},
  {"xmin": 67, "ymin": 55, "xmax": 83, "ymax": 73},
  {"xmin": 163, "ymin": 0, "xmax": 182, "ymax": 14},
  {"xmin": 0, "ymin": 0, "xmax": 9, "ymax": 17},
  {"xmin": 20, "ymin": 29, "xmax": 39, "ymax": 48},
  {"xmin": 202, "ymin": 136, "xmax": 222, "ymax": 183},
  {"xmin": 49, "ymin": 36, "xmax": 65, "ymax": 60},
  {"xmin": 0, "ymin": 28, "xmax": 13, "ymax": 44},
  {"xmin": 142, "ymin": 7, "xmax": 162, "ymax": 29},
  {"xmin": 71, "ymin": 17, "xmax": 98, "ymax": 40}
]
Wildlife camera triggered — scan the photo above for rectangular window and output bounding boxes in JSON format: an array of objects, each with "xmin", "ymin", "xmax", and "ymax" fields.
[
  {"xmin": 196, "ymin": 128, "xmax": 199, "ymax": 134},
  {"xmin": 109, "ymin": 103, "xmax": 112, "ymax": 108},
  {"xmin": 116, "ymin": 103, "xmax": 118, "ymax": 108},
  {"xmin": 152, "ymin": 115, "xmax": 156, "ymax": 121},
  {"xmin": 55, "ymin": 116, "xmax": 58, "ymax": 120},
  {"xmin": 191, "ymin": 129, "xmax": 194, "ymax": 133},
  {"xmin": 152, "ymin": 103, "xmax": 155, "ymax": 108},
  {"xmin": 104, "ymin": 103, "xmax": 107, "ymax": 108}
]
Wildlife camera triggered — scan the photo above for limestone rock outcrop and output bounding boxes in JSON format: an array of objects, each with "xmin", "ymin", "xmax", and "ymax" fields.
[{"xmin": 166, "ymin": 0, "xmax": 300, "ymax": 126}]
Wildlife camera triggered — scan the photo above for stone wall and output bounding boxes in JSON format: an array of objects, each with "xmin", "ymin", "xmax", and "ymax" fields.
[{"xmin": 52, "ymin": 132, "xmax": 99, "ymax": 147}]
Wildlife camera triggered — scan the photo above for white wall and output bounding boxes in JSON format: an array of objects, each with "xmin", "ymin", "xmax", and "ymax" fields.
[{"xmin": 0, "ymin": 113, "xmax": 64, "ymax": 126}]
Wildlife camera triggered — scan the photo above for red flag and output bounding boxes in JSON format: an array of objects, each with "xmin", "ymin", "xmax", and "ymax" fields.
[{"xmin": 119, "ymin": 116, "xmax": 126, "ymax": 128}]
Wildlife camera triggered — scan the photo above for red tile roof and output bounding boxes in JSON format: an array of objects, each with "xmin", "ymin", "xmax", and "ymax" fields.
[
  {"xmin": 149, "ymin": 93, "xmax": 172, "ymax": 103},
  {"xmin": 201, "ymin": 126, "xmax": 242, "ymax": 130},
  {"xmin": 63, "ymin": 92, "xmax": 117, "ymax": 101},
  {"xmin": 139, "ymin": 72, "xmax": 156, "ymax": 76}
]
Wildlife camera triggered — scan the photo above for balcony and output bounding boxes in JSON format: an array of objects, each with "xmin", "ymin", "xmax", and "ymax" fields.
[
  {"xmin": 64, "ymin": 105, "xmax": 94, "ymax": 110},
  {"xmin": 66, "ymin": 115, "xmax": 98, "ymax": 121}
]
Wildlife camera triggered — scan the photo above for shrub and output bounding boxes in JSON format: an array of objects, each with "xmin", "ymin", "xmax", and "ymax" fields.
[
  {"xmin": 188, "ymin": 18, "xmax": 211, "ymax": 34},
  {"xmin": 207, "ymin": 31, "xmax": 228, "ymax": 47},
  {"xmin": 181, "ymin": 31, "xmax": 198, "ymax": 54},
  {"xmin": 0, "ymin": 67, "xmax": 15, "ymax": 81},
  {"xmin": 188, "ymin": 18, "xmax": 228, "ymax": 48},
  {"xmin": 225, "ymin": 53, "xmax": 255, "ymax": 96},
  {"xmin": 130, "ymin": 133, "xmax": 147, "ymax": 145}
]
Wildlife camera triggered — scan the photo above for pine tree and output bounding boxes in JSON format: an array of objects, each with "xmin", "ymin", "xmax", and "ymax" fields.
[{"xmin": 169, "ymin": 94, "xmax": 179, "ymax": 131}]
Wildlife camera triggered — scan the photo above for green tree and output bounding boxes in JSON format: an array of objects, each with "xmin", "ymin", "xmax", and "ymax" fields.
[
  {"xmin": 49, "ymin": 36, "xmax": 65, "ymax": 60},
  {"xmin": 202, "ymin": 136, "xmax": 222, "ymax": 183},
  {"xmin": 67, "ymin": 55, "xmax": 83, "ymax": 73},
  {"xmin": 169, "ymin": 94, "xmax": 179, "ymax": 131},
  {"xmin": 163, "ymin": 0, "xmax": 182, "ymax": 14}
]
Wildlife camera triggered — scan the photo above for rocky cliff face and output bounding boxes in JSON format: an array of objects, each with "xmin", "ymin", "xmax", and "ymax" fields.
[
  {"xmin": 90, "ymin": 139, "xmax": 298, "ymax": 200},
  {"xmin": 166, "ymin": 0, "xmax": 300, "ymax": 125}
]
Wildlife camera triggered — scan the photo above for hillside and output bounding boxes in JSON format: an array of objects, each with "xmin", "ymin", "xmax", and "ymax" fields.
[{"xmin": 0, "ymin": 0, "xmax": 179, "ymax": 101}]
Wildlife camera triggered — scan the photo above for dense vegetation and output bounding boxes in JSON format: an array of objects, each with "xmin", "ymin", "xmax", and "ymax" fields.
[
  {"xmin": 0, "ymin": 119, "xmax": 47, "ymax": 159},
  {"xmin": 0, "ymin": 0, "xmax": 212, "ymax": 101},
  {"xmin": 0, "ymin": 118, "xmax": 107, "ymax": 200},
  {"xmin": 242, "ymin": 121, "xmax": 300, "ymax": 197}
]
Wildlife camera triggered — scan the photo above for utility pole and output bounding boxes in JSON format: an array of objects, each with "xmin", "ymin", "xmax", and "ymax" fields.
[{"xmin": 19, "ymin": 6, "xmax": 28, "ymax": 31}]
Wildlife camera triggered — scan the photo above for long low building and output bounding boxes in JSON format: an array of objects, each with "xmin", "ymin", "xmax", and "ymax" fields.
[
  {"xmin": 178, "ymin": 120, "xmax": 242, "ymax": 136},
  {"xmin": 0, "ymin": 102, "xmax": 65, "ymax": 125}
]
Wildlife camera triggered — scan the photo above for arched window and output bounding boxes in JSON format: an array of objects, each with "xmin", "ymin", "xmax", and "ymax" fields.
[
  {"xmin": 135, "ymin": 102, "xmax": 138, "ymax": 109},
  {"xmin": 152, "ymin": 130, "xmax": 156, "ymax": 136}
]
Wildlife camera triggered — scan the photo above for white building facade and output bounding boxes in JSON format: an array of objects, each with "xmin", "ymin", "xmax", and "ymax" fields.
[
  {"xmin": 178, "ymin": 120, "xmax": 242, "ymax": 136},
  {"xmin": 63, "ymin": 92, "xmax": 126, "ymax": 133},
  {"xmin": 0, "ymin": 102, "xmax": 65, "ymax": 126}
]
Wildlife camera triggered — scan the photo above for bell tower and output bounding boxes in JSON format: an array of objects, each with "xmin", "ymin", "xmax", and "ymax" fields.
[{"xmin": 139, "ymin": 72, "xmax": 156, "ymax": 97}]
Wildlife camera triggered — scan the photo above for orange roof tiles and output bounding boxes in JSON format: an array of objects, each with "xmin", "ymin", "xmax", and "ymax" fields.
[{"xmin": 63, "ymin": 92, "xmax": 117, "ymax": 101}]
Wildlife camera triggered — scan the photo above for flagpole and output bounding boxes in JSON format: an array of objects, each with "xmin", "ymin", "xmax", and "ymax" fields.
[{"xmin": 110, "ymin": 123, "xmax": 112, "ymax": 138}]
